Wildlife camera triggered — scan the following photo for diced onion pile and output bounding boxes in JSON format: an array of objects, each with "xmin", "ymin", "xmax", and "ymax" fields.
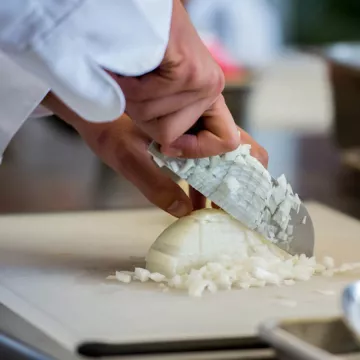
[
  {"xmin": 151, "ymin": 143, "xmax": 302, "ymax": 247},
  {"xmin": 107, "ymin": 209, "xmax": 360, "ymax": 297}
]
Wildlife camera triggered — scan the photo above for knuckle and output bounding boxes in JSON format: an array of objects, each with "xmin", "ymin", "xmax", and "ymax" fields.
[
  {"xmin": 128, "ymin": 103, "xmax": 153, "ymax": 123},
  {"xmin": 223, "ymin": 134, "xmax": 240, "ymax": 152},
  {"xmin": 186, "ymin": 61, "xmax": 225, "ymax": 96},
  {"xmin": 185, "ymin": 60, "xmax": 202, "ymax": 87},
  {"xmin": 207, "ymin": 66, "xmax": 225, "ymax": 95},
  {"xmin": 155, "ymin": 126, "xmax": 172, "ymax": 146},
  {"xmin": 150, "ymin": 120, "xmax": 177, "ymax": 146}
]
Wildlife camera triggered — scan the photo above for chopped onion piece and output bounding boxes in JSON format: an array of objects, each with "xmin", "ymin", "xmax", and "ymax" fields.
[
  {"xmin": 188, "ymin": 280, "xmax": 211, "ymax": 297},
  {"xmin": 284, "ymin": 279, "xmax": 295, "ymax": 286},
  {"xmin": 149, "ymin": 273, "xmax": 167, "ymax": 283},
  {"xmin": 322, "ymin": 256, "xmax": 335, "ymax": 269},
  {"xmin": 210, "ymin": 156, "xmax": 221, "ymax": 168},
  {"xmin": 277, "ymin": 174, "xmax": 287, "ymax": 189},
  {"xmin": 115, "ymin": 272, "xmax": 132, "ymax": 283},
  {"xmin": 134, "ymin": 268, "xmax": 150, "ymax": 282},
  {"xmin": 106, "ymin": 275, "xmax": 117, "ymax": 280},
  {"xmin": 170, "ymin": 161, "xmax": 180, "ymax": 173},
  {"xmin": 179, "ymin": 159, "xmax": 195, "ymax": 174},
  {"xmin": 287, "ymin": 225, "xmax": 294, "ymax": 235},
  {"xmin": 234, "ymin": 282, "xmax": 250, "ymax": 290},
  {"xmin": 224, "ymin": 176, "xmax": 240, "ymax": 192},
  {"xmin": 207, "ymin": 281, "xmax": 218, "ymax": 294},
  {"xmin": 224, "ymin": 150, "xmax": 239, "ymax": 162}
]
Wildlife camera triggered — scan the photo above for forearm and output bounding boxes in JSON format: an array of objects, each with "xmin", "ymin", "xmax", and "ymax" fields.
[{"xmin": 41, "ymin": 91, "xmax": 112, "ymax": 154}]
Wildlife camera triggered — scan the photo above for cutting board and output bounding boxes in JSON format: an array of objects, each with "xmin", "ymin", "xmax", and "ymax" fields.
[{"xmin": 0, "ymin": 202, "xmax": 360, "ymax": 352}]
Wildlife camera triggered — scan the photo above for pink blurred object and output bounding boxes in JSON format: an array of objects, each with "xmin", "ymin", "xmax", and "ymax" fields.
[{"xmin": 200, "ymin": 32, "xmax": 245, "ymax": 79}]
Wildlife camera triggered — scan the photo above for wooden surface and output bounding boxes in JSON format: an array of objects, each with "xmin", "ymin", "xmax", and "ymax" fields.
[{"xmin": 0, "ymin": 202, "xmax": 360, "ymax": 351}]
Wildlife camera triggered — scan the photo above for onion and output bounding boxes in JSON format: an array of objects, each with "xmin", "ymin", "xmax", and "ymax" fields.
[
  {"xmin": 115, "ymin": 271, "xmax": 132, "ymax": 283},
  {"xmin": 150, "ymin": 143, "xmax": 306, "ymax": 247},
  {"xmin": 107, "ymin": 209, "xmax": 357, "ymax": 297}
]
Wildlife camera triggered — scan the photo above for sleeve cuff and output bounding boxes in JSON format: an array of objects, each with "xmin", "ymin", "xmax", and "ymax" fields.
[{"xmin": 0, "ymin": 52, "xmax": 49, "ymax": 156}]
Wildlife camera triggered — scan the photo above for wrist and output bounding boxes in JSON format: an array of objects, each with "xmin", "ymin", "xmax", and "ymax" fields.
[
  {"xmin": 42, "ymin": 92, "xmax": 89, "ymax": 131},
  {"xmin": 46, "ymin": 92, "xmax": 117, "ymax": 157}
]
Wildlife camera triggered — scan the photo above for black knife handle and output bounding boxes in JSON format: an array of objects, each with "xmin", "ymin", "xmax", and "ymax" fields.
[{"xmin": 185, "ymin": 118, "xmax": 205, "ymax": 135}]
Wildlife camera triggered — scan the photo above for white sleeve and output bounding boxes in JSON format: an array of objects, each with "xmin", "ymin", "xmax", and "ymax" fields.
[
  {"xmin": 0, "ymin": 0, "xmax": 173, "ymax": 123},
  {"xmin": 0, "ymin": 51, "xmax": 49, "ymax": 157}
]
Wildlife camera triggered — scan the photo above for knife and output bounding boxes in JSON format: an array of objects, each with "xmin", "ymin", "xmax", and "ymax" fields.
[{"xmin": 148, "ymin": 131, "xmax": 314, "ymax": 257}]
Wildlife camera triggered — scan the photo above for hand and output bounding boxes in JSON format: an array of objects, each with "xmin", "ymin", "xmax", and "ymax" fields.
[
  {"xmin": 111, "ymin": 0, "xmax": 239, "ymax": 158},
  {"xmin": 42, "ymin": 93, "xmax": 268, "ymax": 217},
  {"xmin": 43, "ymin": 93, "xmax": 193, "ymax": 217}
]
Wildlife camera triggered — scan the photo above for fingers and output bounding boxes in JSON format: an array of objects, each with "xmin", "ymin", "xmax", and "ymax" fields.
[
  {"xmin": 114, "ymin": 74, "xmax": 183, "ymax": 101},
  {"xmin": 126, "ymin": 90, "xmax": 200, "ymax": 123},
  {"xmin": 161, "ymin": 95, "xmax": 240, "ymax": 158},
  {"xmin": 140, "ymin": 97, "xmax": 211, "ymax": 148}
]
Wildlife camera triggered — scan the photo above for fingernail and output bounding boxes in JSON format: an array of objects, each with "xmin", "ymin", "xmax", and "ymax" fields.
[
  {"xmin": 167, "ymin": 200, "xmax": 189, "ymax": 217},
  {"xmin": 162, "ymin": 147, "xmax": 183, "ymax": 157}
]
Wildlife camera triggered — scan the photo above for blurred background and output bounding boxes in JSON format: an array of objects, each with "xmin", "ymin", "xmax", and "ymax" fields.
[{"xmin": 1, "ymin": 0, "xmax": 360, "ymax": 218}]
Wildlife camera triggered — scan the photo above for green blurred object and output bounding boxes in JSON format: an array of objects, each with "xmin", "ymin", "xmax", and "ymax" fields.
[{"xmin": 292, "ymin": 0, "xmax": 360, "ymax": 45}]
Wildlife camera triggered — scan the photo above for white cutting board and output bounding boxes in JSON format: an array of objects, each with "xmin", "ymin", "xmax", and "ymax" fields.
[{"xmin": 0, "ymin": 202, "xmax": 360, "ymax": 351}]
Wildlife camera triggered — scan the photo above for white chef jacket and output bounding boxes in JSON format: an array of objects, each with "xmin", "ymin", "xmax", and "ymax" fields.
[{"xmin": 0, "ymin": 0, "xmax": 172, "ymax": 157}]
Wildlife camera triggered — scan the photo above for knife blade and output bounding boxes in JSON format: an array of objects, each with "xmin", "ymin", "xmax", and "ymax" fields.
[{"xmin": 148, "ymin": 141, "xmax": 314, "ymax": 257}]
